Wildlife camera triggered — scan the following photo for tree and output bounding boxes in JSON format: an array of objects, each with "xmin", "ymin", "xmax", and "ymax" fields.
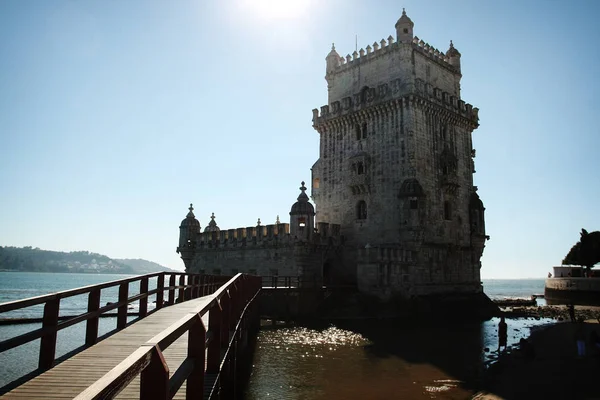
[{"xmin": 562, "ymin": 229, "xmax": 600, "ymax": 271}]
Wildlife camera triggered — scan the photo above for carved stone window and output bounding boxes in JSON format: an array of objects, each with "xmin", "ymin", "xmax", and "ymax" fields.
[
  {"xmin": 355, "ymin": 124, "xmax": 361, "ymax": 140},
  {"xmin": 444, "ymin": 201, "xmax": 452, "ymax": 220},
  {"xmin": 357, "ymin": 201, "xmax": 367, "ymax": 220},
  {"xmin": 357, "ymin": 162, "xmax": 365, "ymax": 175},
  {"xmin": 409, "ymin": 198, "xmax": 418, "ymax": 210},
  {"xmin": 361, "ymin": 122, "xmax": 367, "ymax": 139}
]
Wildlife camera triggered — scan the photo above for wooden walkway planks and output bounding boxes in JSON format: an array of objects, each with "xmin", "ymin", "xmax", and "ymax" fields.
[{"xmin": 1, "ymin": 297, "xmax": 212, "ymax": 400}]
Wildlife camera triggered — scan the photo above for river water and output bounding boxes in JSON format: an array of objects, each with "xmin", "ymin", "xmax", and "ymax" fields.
[{"xmin": 0, "ymin": 272, "xmax": 551, "ymax": 398}]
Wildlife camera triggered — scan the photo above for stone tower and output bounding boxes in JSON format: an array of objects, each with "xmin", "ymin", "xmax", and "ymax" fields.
[
  {"xmin": 289, "ymin": 181, "xmax": 315, "ymax": 241},
  {"xmin": 311, "ymin": 10, "xmax": 487, "ymax": 298},
  {"xmin": 177, "ymin": 204, "xmax": 201, "ymax": 271}
]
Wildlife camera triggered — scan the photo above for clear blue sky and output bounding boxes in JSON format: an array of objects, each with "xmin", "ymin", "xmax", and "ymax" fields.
[{"xmin": 1, "ymin": 0, "xmax": 598, "ymax": 278}]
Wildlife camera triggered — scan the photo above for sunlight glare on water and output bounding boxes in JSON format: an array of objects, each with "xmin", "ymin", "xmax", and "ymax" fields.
[{"xmin": 245, "ymin": 323, "xmax": 483, "ymax": 400}]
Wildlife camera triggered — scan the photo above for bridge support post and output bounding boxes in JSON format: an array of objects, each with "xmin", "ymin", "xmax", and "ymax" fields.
[
  {"xmin": 39, "ymin": 298, "xmax": 59, "ymax": 370},
  {"xmin": 178, "ymin": 275, "xmax": 185, "ymax": 303},
  {"xmin": 206, "ymin": 301, "xmax": 222, "ymax": 374},
  {"xmin": 168, "ymin": 274, "xmax": 176, "ymax": 305},
  {"xmin": 139, "ymin": 277, "xmax": 148, "ymax": 318},
  {"xmin": 186, "ymin": 314, "xmax": 206, "ymax": 399},
  {"xmin": 156, "ymin": 274, "xmax": 165, "ymax": 310},
  {"xmin": 140, "ymin": 345, "xmax": 169, "ymax": 400},
  {"xmin": 117, "ymin": 282, "xmax": 128, "ymax": 329},
  {"xmin": 85, "ymin": 288, "xmax": 101, "ymax": 346}
]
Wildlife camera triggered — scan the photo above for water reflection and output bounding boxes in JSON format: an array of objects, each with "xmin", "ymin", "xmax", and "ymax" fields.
[
  {"xmin": 246, "ymin": 317, "xmax": 556, "ymax": 399},
  {"xmin": 246, "ymin": 321, "xmax": 483, "ymax": 399}
]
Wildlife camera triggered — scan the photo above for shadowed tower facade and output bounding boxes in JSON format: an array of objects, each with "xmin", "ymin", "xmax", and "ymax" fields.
[{"xmin": 311, "ymin": 9, "xmax": 487, "ymax": 297}]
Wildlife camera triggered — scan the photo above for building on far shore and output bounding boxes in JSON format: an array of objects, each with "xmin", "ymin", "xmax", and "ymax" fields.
[
  {"xmin": 545, "ymin": 265, "xmax": 600, "ymax": 305},
  {"xmin": 177, "ymin": 10, "xmax": 489, "ymax": 302}
]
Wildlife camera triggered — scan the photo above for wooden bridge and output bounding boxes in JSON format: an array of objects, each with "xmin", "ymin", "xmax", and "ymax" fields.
[{"xmin": 0, "ymin": 272, "xmax": 261, "ymax": 399}]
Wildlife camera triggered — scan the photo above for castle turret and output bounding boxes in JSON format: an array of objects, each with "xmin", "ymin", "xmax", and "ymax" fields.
[
  {"xmin": 447, "ymin": 40, "xmax": 461, "ymax": 71},
  {"xmin": 204, "ymin": 212, "xmax": 220, "ymax": 232},
  {"xmin": 395, "ymin": 8, "xmax": 414, "ymax": 43},
  {"xmin": 325, "ymin": 43, "xmax": 341, "ymax": 83},
  {"xmin": 326, "ymin": 43, "xmax": 341, "ymax": 76},
  {"xmin": 177, "ymin": 204, "xmax": 200, "ymax": 271},
  {"xmin": 289, "ymin": 181, "xmax": 315, "ymax": 241}
]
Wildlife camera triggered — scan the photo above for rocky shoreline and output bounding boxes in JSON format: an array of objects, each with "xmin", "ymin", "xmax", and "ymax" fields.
[
  {"xmin": 475, "ymin": 307, "xmax": 600, "ymax": 399},
  {"xmin": 500, "ymin": 304, "xmax": 600, "ymax": 321}
]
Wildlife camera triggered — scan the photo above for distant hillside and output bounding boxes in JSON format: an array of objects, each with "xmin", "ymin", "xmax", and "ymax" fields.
[
  {"xmin": 0, "ymin": 246, "xmax": 178, "ymax": 275},
  {"xmin": 0, "ymin": 246, "xmax": 133, "ymax": 274},
  {"xmin": 115, "ymin": 258, "xmax": 179, "ymax": 273}
]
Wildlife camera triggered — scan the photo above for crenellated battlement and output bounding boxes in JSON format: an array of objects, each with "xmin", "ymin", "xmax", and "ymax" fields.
[
  {"xmin": 327, "ymin": 34, "xmax": 458, "ymax": 78},
  {"xmin": 312, "ymin": 77, "xmax": 478, "ymax": 128},
  {"xmin": 410, "ymin": 36, "xmax": 455, "ymax": 69},
  {"xmin": 190, "ymin": 222, "xmax": 343, "ymax": 251}
]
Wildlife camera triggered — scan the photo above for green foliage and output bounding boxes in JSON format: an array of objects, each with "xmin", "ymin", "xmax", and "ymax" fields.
[
  {"xmin": 0, "ymin": 246, "xmax": 134, "ymax": 273},
  {"xmin": 562, "ymin": 229, "xmax": 600, "ymax": 269}
]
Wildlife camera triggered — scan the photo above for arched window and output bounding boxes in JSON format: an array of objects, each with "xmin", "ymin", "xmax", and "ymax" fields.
[
  {"xmin": 355, "ymin": 124, "xmax": 361, "ymax": 140},
  {"xmin": 357, "ymin": 201, "xmax": 367, "ymax": 220},
  {"xmin": 444, "ymin": 201, "xmax": 452, "ymax": 220},
  {"xmin": 357, "ymin": 162, "xmax": 365, "ymax": 175},
  {"xmin": 361, "ymin": 122, "xmax": 367, "ymax": 139}
]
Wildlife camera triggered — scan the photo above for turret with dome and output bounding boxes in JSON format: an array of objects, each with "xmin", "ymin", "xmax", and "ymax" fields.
[{"xmin": 289, "ymin": 181, "xmax": 315, "ymax": 241}]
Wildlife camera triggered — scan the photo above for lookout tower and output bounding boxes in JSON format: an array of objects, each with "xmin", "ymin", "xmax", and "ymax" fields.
[
  {"xmin": 177, "ymin": 204, "xmax": 200, "ymax": 271},
  {"xmin": 289, "ymin": 181, "xmax": 315, "ymax": 241},
  {"xmin": 311, "ymin": 9, "xmax": 486, "ymax": 298}
]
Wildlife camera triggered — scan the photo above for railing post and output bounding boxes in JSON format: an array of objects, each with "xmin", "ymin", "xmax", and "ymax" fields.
[
  {"xmin": 140, "ymin": 277, "xmax": 149, "ymax": 318},
  {"xmin": 140, "ymin": 345, "xmax": 169, "ymax": 400},
  {"xmin": 206, "ymin": 302, "xmax": 222, "ymax": 373},
  {"xmin": 156, "ymin": 274, "xmax": 165, "ymax": 310},
  {"xmin": 168, "ymin": 274, "xmax": 176, "ymax": 305},
  {"xmin": 193, "ymin": 275, "xmax": 200, "ymax": 299},
  {"xmin": 85, "ymin": 288, "xmax": 101, "ymax": 346},
  {"xmin": 117, "ymin": 282, "xmax": 129, "ymax": 330},
  {"xmin": 220, "ymin": 293, "xmax": 231, "ymax": 348},
  {"xmin": 229, "ymin": 284, "xmax": 239, "ymax": 328},
  {"xmin": 200, "ymin": 274, "xmax": 206, "ymax": 296},
  {"xmin": 178, "ymin": 275, "xmax": 185, "ymax": 303},
  {"xmin": 186, "ymin": 314, "xmax": 206, "ymax": 399},
  {"xmin": 39, "ymin": 298, "xmax": 60, "ymax": 370},
  {"xmin": 209, "ymin": 275, "xmax": 215, "ymax": 294}
]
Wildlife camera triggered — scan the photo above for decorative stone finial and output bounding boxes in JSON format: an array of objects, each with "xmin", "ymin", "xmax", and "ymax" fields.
[
  {"xmin": 205, "ymin": 212, "xmax": 218, "ymax": 230},
  {"xmin": 402, "ymin": 8, "xmax": 406, "ymax": 16},
  {"xmin": 186, "ymin": 203, "xmax": 195, "ymax": 218},
  {"xmin": 276, "ymin": 215, "xmax": 280, "ymax": 224},
  {"xmin": 332, "ymin": 42, "xmax": 335, "ymax": 50},
  {"xmin": 450, "ymin": 40, "xmax": 454, "ymax": 48},
  {"xmin": 297, "ymin": 181, "xmax": 309, "ymax": 202},
  {"xmin": 257, "ymin": 218, "xmax": 261, "ymax": 226}
]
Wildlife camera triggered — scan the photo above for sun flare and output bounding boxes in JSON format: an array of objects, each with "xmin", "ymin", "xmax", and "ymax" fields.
[{"xmin": 238, "ymin": 0, "xmax": 313, "ymax": 21}]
